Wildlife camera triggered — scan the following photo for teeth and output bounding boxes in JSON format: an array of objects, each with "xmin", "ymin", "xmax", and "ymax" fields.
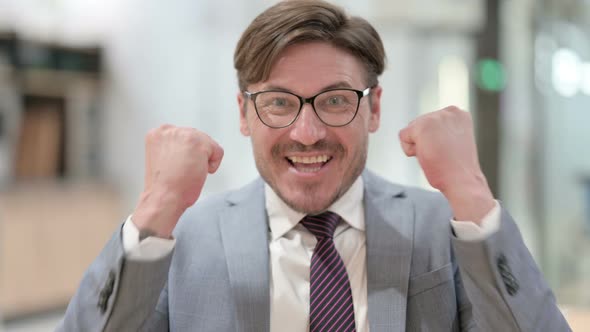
[
  {"xmin": 288, "ymin": 155, "xmax": 329, "ymax": 164},
  {"xmin": 298, "ymin": 166, "xmax": 321, "ymax": 173}
]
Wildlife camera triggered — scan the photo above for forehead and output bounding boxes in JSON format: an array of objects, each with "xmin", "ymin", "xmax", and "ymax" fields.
[{"xmin": 254, "ymin": 42, "xmax": 367, "ymax": 95}]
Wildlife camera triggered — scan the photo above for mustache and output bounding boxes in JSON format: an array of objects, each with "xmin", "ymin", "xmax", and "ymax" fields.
[{"xmin": 271, "ymin": 140, "xmax": 345, "ymax": 156}]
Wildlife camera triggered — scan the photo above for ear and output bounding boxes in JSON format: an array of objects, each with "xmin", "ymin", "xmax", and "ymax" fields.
[
  {"xmin": 368, "ymin": 85, "xmax": 382, "ymax": 133},
  {"xmin": 237, "ymin": 92, "xmax": 251, "ymax": 136}
]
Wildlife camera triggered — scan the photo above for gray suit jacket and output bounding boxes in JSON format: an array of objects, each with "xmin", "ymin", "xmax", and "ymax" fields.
[{"xmin": 57, "ymin": 170, "xmax": 570, "ymax": 331}]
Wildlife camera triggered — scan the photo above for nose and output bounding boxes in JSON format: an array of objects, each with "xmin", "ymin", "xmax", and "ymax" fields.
[{"xmin": 289, "ymin": 103, "xmax": 327, "ymax": 146}]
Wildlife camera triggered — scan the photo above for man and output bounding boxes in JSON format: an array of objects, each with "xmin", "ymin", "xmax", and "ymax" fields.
[{"xmin": 58, "ymin": 0, "xmax": 570, "ymax": 331}]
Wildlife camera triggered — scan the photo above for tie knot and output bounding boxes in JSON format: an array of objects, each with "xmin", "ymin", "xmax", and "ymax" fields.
[{"xmin": 300, "ymin": 211, "xmax": 341, "ymax": 239}]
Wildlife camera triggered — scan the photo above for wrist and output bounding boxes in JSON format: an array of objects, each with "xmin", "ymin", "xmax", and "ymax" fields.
[
  {"xmin": 132, "ymin": 189, "xmax": 185, "ymax": 239},
  {"xmin": 441, "ymin": 173, "xmax": 495, "ymax": 224}
]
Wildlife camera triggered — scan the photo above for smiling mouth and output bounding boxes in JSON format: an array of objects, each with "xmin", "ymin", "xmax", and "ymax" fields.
[{"xmin": 286, "ymin": 155, "xmax": 332, "ymax": 173}]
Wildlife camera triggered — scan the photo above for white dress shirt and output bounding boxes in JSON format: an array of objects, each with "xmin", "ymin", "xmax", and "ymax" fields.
[
  {"xmin": 265, "ymin": 177, "xmax": 368, "ymax": 332},
  {"xmin": 122, "ymin": 178, "xmax": 501, "ymax": 331}
]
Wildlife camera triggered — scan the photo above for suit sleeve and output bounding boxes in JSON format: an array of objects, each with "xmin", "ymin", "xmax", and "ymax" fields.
[
  {"xmin": 56, "ymin": 225, "xmax": 173, "ymax": 332},
  {"xmin": 451, "ymin": 206, "xmax": 571, "ymax": 331}
]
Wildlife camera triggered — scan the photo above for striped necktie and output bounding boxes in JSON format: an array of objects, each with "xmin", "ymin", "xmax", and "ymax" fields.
[{"xmin": 301, "ymin": 211, "xmax": 356, "ymax": 332}]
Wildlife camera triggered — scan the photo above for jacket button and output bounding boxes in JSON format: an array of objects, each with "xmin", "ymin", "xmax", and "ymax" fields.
[
  {"xmin": 97, "ymin": 270, "xmax": 116, "ymax": 313},
  {"xmin": 496, "ymin": 254, "xmax": 519, "ymax": 296}
]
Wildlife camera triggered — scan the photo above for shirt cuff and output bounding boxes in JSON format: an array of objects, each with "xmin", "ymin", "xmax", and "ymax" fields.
[
  {"xmin": 122, "ymin": 215, "xmax": 176, "ymax": 261},
  {"xmin": 450, "ymin": 200, "xmax": 501, "ymax": 241}
]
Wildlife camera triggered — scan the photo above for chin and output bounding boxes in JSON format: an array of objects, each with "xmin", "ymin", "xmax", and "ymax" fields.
[
  {"xmin": 278, "ymin": 185, "xmax": 340, "ymax": 214},
  {"xmin": 285, "ymin": 200, "xmax": 331, "ymax": 215}
]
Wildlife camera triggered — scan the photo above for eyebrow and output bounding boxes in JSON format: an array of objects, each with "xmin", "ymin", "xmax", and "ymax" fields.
[{"xmin": 259, "ymin": 81, "xmax": 355, "ymax": 94}]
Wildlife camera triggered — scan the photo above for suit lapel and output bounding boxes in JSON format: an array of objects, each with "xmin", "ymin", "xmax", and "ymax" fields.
[
  {"xmin": 217, "ymin": 172, "xmax": 414, "ymax": 332},
  {"xmin": 363, "ymin": 171, "xmax": 414, "ymax": 332},
  {"xmin": 219, "ymin": 179, "xmax": 270, "ymax": 332}
]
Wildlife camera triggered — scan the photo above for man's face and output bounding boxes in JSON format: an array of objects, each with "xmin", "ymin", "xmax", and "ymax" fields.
[{"xmin": 238, "ymin": 42, "xmax": 381, "ymax": 214}]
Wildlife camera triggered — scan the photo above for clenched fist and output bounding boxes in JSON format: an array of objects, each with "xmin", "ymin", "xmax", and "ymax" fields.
[
  {"xmin": 132, "ymin": 125, "xmax": 224, "ymax": 238},
  {"xmin": 399, "ymin": 106, "xmax": 495, "ymax": 222}
]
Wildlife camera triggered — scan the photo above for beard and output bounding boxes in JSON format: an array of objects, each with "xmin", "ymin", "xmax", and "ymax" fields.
[{"xmin": 254, "ymin": 137, "xmax": 368, "ymax": 214}]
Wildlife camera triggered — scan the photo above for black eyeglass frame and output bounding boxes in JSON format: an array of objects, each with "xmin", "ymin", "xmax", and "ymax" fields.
[{"xmin": 243, "ymin": 87, "xmax": 372, "ymax": 128}]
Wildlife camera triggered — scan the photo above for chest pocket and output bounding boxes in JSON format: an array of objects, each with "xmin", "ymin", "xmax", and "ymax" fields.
[
  {"xmin": 407, "ymin": 263, "xmax": 459, "ymax": 331},
  {"xmin": 409, "ymin": 263, "xmax": 453, "ymax": 297}
]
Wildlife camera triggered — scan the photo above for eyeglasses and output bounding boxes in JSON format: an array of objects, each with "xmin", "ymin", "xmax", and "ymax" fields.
[{"xmin": 243, "ymin": 87, "xmax": 372, "ymax": 128}]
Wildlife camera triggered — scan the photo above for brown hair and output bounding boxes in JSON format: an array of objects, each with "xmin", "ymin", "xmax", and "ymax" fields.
[{"xmin": 234, "ymin": 0, "xmax": 386, "ymax": 91}]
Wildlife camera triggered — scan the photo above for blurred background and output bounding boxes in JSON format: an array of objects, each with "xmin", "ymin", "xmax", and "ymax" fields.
[{"xmin": 0, "ymin": 0, "xmax": 588, "ymax": 330}]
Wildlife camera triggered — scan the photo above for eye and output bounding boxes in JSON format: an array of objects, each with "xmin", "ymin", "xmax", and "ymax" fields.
[
  {"xmin": 272, "ymin": 98, "xmax": 288, "ymax": 107},
  {"xmin": 327, "ymin": 96, "xmax": 345, "ymax": 105}
]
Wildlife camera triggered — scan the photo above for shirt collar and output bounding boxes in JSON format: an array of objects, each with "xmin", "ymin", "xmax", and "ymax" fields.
[{"xmin": 265, "ymin": 176, "xmax": 365, "ymax": 241}]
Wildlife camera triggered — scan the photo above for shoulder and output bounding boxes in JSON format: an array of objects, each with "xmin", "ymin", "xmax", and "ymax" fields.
[
  {"xmin": 173, "ymin": 178, "xmax": 264, "ymax": 237},
  {"xmin": 404, "ymin": 186, "xmax": 451, "ymax": 216},
  {"xmin": 363, "ymin": 169, "xmax": 450, "ymax": 217},
  {"xmin": 363, "ymin": 170, "xmax": 452, "ymax": 235},
  {"xmin": 365, "ymin": 174, "xmax": 456, "ymax": 274},
  {"xmin": 403, "ymin": 186, "xmax": 453, "ymax": 237}
]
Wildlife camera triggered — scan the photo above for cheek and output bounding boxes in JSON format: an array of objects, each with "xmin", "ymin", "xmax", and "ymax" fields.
[
  {"xmin": 340, "ymin": 122, "xmax": 368, "ymax": 147},
  {"xmin": 251, "ymin": 129, "xmax": 282, "ymax": 158},
  {"xmin": 338, "ymin": 127, "xmax": 369, "ymax": 162}
]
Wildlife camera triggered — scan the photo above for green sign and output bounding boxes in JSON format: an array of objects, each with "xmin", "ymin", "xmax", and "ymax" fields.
[{"xmin": 476, "ymin": 58, "xmax": 505, "ymax": 92}]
